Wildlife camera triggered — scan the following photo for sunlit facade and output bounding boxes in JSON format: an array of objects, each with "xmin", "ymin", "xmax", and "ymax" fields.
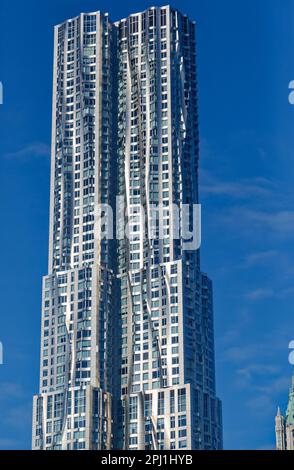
[
  {"xmin": 32, "ymin": 11, "xmax": 117, "ymax": 450},
  {"xmin": 32, "ymin": 6, "xmax": 222, "ymax": 451}
]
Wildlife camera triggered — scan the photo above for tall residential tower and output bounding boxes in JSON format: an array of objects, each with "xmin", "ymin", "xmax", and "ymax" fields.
[{"xmin": 32, "ymin": 6, "xmax": 222, "ymax": 451}]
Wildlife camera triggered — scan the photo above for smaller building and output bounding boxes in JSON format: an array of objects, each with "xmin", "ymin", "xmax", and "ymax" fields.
[{"xmin": 275, "ymin": 375, "xmax": 294, "ymax": 450}]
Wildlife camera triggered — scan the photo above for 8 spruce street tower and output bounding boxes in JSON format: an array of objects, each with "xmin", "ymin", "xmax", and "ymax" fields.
[{"xmin": 32, "ymin": 6, "xmax": 223, "ymax": 451}]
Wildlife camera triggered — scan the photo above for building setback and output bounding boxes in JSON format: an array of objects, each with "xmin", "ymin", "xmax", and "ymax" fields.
[{"xmin": 32, "ymin": 6, "xmax": 223, "ymax": 450}]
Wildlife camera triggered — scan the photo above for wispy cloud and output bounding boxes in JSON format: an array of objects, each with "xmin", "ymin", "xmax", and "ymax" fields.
[
  {"xmin": 235, "ymin": 363, "xmax": 290, "ymax": 417},
  {"xmin": 246, "ymin": 394, "xmax": 274, "ymax": 412},
  {"xmin": 4, "ymin": 142, "xmax": 50, "ymax": 160},
  {"xmin": 237, "ymin": 364, "xmax": 279, "ymax": 384},
  {"xmin": 245, "ymin": 285, "xmax": 294, "ymax": 302},
  {"xmin": 245, "ymin": 375, "xmax": 291, "ymax": 416},
  {"xmin": 222, "ymin": 344, "xmax": 262, "ymax": 363},
  {"xmin": 240, "ymin": 209, "xmax": 294, "ymax": 236},
  {"xmin": 0, "ymin": 438, "xmax": 22, "ymax": 449},
  {"xmin": 221, "ymin": 322, "xmax": 293, "ymax": 423},
  {"xmin": 245, "ymin": 288, "xmax": 275, "ymax": 301},
  {"xmin": 4, "ymin": 403, "xmax": 32, "ymax": 430},
  {"xmin": 0, "ymin": 382, "xmax": 25, "ymax": 400},
  {"xmin": 213, "ymin": 206, "xmax": 294, "ymax": 242},
  {"xmin": 222, "ymin": 321, "xmax": 294, "ymax": 367},
  {"xmin": 200, "ymin": 173, "xmax": 273, "ymax": 199},
  {"xmin": 242, "ymin": 250, "xmax": 279, "ymax": 268},
  {"xmin": 256, "ymin": 376, "xmax": 290, "ymax": 396}
]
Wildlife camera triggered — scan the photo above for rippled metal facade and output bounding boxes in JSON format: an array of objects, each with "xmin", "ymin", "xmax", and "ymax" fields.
[
  {"xmin": 32, "ymin": 6, "xmax": 222, "ymax": 451},
  {"xmin": 32, "ymin": 11, "xmax": 117, "ymax": 450},
  {"xmin": 116, "ymin": 7, "xmax": 222, "ymax": 450}
]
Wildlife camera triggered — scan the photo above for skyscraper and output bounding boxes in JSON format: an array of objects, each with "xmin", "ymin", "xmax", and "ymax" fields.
[
  {"xmin": 32, "ymin": 6, "xmax": 222, "ymax": 451},
  {"xmin": 275, "ymin": 376, "xmax": 294, "ymax": 450}
]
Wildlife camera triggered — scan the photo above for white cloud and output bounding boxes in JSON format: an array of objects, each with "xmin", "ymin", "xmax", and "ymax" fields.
[
  {"xmin": 0, "ymin": 382, "xmax": 25, "ymax": 400},
  {"xmin": 200, "ymin": 172, "xmax": 273, "ymax": 199},
  {"xmin": 216, "ymin": 207, "xmax": 294, "ymax": 240},
  {"xmin": 246, "ymin": 394, "xmax": 273, "ymax": 412},
  {"xmin": 242, "ymin": 250, "xmax": 279, "ymax": 268},
  {"xmin": 4, "ymin": 403, "xmax": 32, "ymax": 430},
  {"xmin": 4, "ymin": 142, "xmax": 50, "ymax": 160},
  {"xmin": 0, "ymin": 438, "xmax": 21, "ymax": 449},
  {"xmin": 237, "ymin": 364, "xmax": 279, "ymax": 383},
  {"xmin": 245, "ymin": 288, "xmax": 275, "ymax": 301}
]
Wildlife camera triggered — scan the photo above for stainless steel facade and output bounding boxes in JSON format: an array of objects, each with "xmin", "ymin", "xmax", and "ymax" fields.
[
  {"xmin": 32, "ymin": 6, "xmax": 222, "ymax": 451},
  {"xmin": 32, "ymin": 11, "xmax": 117, "ymax": 450}
]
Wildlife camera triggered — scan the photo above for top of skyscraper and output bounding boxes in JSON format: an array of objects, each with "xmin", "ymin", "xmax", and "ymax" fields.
[
  {"xmin": 55, "ymin": 5, "xmax": 195, "ymax": 29},
  {"xmin": 116, "ymin": 5, "xmax": 194, "ymax": 22}
]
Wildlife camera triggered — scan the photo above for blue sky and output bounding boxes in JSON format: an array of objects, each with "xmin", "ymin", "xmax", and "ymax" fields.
[{"xmin": 0, "ymin": 0, "xmax": 294, "ymax": 450}]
